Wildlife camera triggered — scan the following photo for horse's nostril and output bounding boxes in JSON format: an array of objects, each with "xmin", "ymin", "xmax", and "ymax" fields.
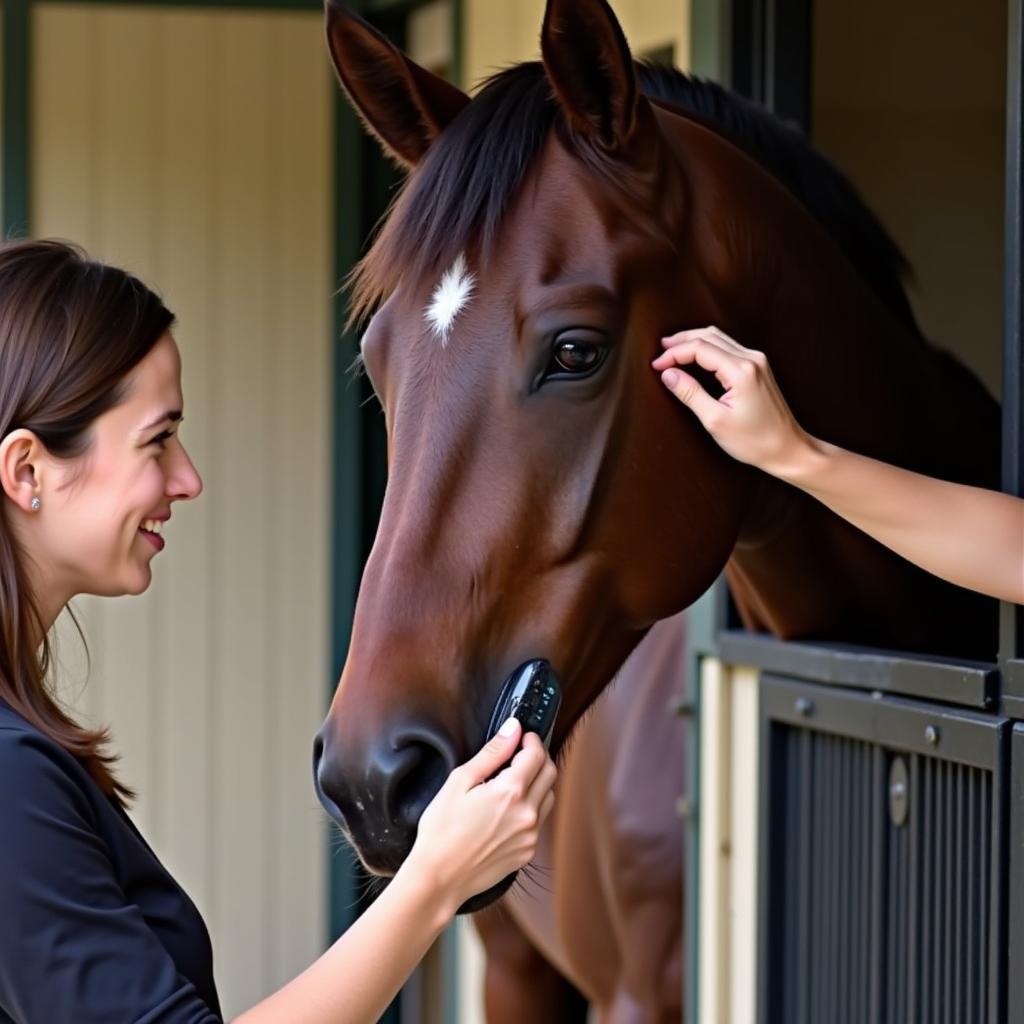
[
  {"xmin": 313, "ymin": 721, "xmax": 458, "ymax": 871},
  {"xmin": 388, "ymin": 737, "xmax": 452, "ymax": 829}
]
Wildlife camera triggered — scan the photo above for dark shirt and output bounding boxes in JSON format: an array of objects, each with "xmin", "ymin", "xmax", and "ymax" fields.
[{"xmin": 0, "ymin": 699, "xmax": 222, "ymax": 1023}]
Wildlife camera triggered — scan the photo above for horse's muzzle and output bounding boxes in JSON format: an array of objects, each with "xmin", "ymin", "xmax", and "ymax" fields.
[{"xmin": 313, "ymin": 716, "xmax": 457, "ymax": 875}]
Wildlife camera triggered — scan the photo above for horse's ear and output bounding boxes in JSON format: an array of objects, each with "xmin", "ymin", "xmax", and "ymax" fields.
[
  {"xmin": 540, "ymin": 0, "xmax": 639, "ymax": 150},
  {"xmin": 325, "ymin": 1, "xmax": 470, "ymax": 168}
]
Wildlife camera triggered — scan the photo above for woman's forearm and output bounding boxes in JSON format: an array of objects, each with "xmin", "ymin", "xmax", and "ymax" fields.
[
  {"xmin": 233, "ymin": 862, "xmax": 454, "ymax": 1024},
  {"xmin": 231, "ymin": 726, "xmax": 555, "ymax": 1024},
  {"xmin": 784, "ymin": 439, "xmax": 1024, "ymax": 605}
]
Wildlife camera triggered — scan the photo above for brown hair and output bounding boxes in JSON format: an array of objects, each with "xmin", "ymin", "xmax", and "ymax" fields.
[{"xmin": 0, "ymin": 239, "xmax": 175, "ymax": 804}]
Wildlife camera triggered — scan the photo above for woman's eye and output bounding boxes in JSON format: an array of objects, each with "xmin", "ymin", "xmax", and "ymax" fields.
[
  {"xmin": 150, "ymin": 430, "xmax": 174, "ymax": 449},
  {"xmin": 546, "ymin": 330, "xmax": 609, "ymax": 379}
]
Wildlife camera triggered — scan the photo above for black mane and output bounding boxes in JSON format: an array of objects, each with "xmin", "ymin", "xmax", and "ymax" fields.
[
  {"xmin": 637, "ymin": 64, "xmax": 917, "ymax": 329},
  {"xmin": 352, "ymin": 61, "xmax": 918, "ymax": 333}
]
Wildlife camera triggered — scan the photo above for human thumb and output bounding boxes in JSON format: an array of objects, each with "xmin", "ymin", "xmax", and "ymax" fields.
[
  {"xmin": 462, "ymin": 718, "xmax": 522, "ymax": 786},
  {"xmin": 661, "ymin": 367, "xmax": 720, "ymax": 423}
]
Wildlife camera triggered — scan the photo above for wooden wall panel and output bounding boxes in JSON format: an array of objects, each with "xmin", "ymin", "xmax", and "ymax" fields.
[{"xmin": 33, "ymin": 6, "xmax": 331, "ymax": 1016}]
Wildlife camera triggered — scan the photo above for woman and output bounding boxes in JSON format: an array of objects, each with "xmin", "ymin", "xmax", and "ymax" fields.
[
  {"xmin": 0, "ymin": 239, "xmax": 557, "ymax": 1023},
  {"xmin": 653, "ymin": 326, "xmax": 1024, "ymax": 605}
]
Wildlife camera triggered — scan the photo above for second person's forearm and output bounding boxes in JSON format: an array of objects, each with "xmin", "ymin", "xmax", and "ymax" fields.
[{"xmin": 782, "ymin": 439, "xmax": 1024, "ymax": 604}]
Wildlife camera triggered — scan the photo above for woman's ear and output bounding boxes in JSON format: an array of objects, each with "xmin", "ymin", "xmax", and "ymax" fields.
[{"xmin": 0, "ymin": 430, "xmax": 43, "ymax": 513}]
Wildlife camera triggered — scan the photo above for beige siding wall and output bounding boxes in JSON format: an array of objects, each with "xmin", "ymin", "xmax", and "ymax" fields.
[
  {"xmin": 464, "ymin": 0, "xmax": 690, "ymax": 90},
  {"xmin": 33, "ymin": 6, "xmax": 332, "ymax": 1017}
]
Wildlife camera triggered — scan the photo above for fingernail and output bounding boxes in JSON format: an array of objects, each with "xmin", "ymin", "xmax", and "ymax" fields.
[
  {"xmin": 499, "ymin": 717, "xmax": 519, "ymax": 737},
  {"xmin": 663, "ymin": 369, "xmax": 680, "ymax": 386}
]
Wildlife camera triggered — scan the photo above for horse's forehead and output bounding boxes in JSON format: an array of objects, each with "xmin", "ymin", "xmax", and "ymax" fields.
[
  {"xmin": 382, "ymin": 141, "xmax": 640, "ymax": 351},
  {"xmin": 513, "ymin": 142, "xmax": 616, "ymax": 244}
]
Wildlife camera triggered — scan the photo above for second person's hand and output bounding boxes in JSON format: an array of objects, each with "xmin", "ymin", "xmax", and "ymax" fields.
[
  {"xmin": 652, "ymin": 326, "xmax": 817, "ymax": 478},
  {"xmin": 406, "ymin": 720, "xmax": 556, "ymax": 913}
]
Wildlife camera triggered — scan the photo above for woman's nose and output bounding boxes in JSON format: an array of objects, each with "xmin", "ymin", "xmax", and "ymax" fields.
[{"xmin": 168, "ymin": 444, "xmax": 203, "ymax": 501}]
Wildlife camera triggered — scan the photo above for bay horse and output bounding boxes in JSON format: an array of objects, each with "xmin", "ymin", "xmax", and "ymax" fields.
[{"xmin": 313, "ymin": 0, "xmax": 1001, "ymax": 1019}]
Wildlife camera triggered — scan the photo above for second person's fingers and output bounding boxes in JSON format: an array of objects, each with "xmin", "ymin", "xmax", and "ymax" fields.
[
  {"xmin": 652, "ymin": 336, "xmax": 733, "ymax": 371},
  {"xmin": 661, "ymin": 325, "xmax": 745, "ymax": 352},
  {"xmin": 653, "ymin": 337, "xmax": 753, "ymax": 392},
  {"xmin": 658, "ymin": 367, "xmax": 722, "ymax": 422}
]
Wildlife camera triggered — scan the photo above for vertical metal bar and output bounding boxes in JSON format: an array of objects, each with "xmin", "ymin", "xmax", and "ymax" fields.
[
  {"xmin": 943, "ymin": 763, "xmax": 953, "ymax": 1024},
  {"xmin": 843, "ymin": 741, "xmax": 851, "ymax": 1019},
  {"xmin": 844, "ymin": 738, "xmax": 853, "ymax": 1023},
  {"xmin": 1, "ymin": 0, "xmax": 32, "ymax": 236},
  {"xmin": 797, "ymin": 730, "xmax": 812, "ymax": 1023},
  {"xmin": 831, "ymin": 737, "xmax": 839, "ymax": 1015},
  {"xmin": 833, "ymin": 738, "xmax": 844, "ymax": 1024},
  {"xmin": 968, "ymin": 766, "xmax": 977, "ymax": 1020},
  {"xmin": 823, "ymin": 737, "xmax": 831, "ymax": 1015},
  {"xmin": 790, "ymin": 729, "xmax": 798, "ymax": 1015},
  {"xmin": 1006, "ymin": 727, "xmax": 1024, "ymax": 1020},
  {"xmin": 954, "ymin": 762, "xmax": 964, "ymax": 1024},
  {"xmin": 908, "ymin": 753, "xmax": 920, "ymax": 1022},
  {"xmin": 978, "ymin": 770, "xmax": 987, "ymax": 1019},
  {"xmin": 901, "ymin": 776, "xmax": 911, "ymax": 1022},
  {"xmin": 935, "ymin": 760, "xmax": 944, "ymax": 1024},
  {"xmin": 923, "ymin": 757, "xmax": 935, "ymax": 1023},
  {"xmin": 870, "ymin": 748, "xmax": 884, "ymax": 1022},
  {"xmin": 864, "ymin": 743, "xmax": 880, "ymax": 1024},
  {"xmin": 988, "ymin": 726, "xmax": 1010, "ymax": 1024},
  {"xmin": 812, "ymin": 736, "xmax": 824, "ymax": 1024}
]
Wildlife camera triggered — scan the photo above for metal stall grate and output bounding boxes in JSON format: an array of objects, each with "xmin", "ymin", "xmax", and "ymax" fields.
[{"xmin": 758, "ymin": 676, "xmax": 1009, "ymax": 1024}]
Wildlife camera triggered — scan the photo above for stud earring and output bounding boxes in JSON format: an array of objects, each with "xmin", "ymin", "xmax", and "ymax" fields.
[{"xmin": 30, "ymin": 497, "xmax": 41, "ymax": 512}]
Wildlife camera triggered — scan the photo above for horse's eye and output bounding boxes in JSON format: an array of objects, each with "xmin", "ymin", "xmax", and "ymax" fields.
[
  {"xmin": 554, "ymin": 341, "xmax": 600, "ymax": 372},
  {"xmin": 547, "ymin": 330, "xmax": 608, "ymax": 378}
]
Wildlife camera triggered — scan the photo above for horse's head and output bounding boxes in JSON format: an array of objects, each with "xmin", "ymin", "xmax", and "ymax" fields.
[{"xmin": 314, "ymin": 0, "xmax": 749, "ymax": 901}]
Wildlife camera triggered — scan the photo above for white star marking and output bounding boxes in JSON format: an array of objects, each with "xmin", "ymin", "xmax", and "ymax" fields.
[{"xmin": 424, "ymin": 253, "xmax": 475, "ymax": 346}]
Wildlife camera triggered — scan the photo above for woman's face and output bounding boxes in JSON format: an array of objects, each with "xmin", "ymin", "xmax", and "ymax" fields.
[{"xmin": 39, "ymin": 331, "xmax": 202, "ymax": 599}]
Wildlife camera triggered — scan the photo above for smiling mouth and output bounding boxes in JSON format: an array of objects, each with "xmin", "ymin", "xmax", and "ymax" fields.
[{"xmin": 139, "ymin": 519, "xmax": 166, "ymax": 550}]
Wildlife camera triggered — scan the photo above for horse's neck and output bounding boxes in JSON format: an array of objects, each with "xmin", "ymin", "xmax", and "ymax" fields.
[
  {"xmin": 724, "ymin": 475, "xmax": 899, "ymax": 641},
  {"xmin": 685, "ymin": 139, "xmax": 999, "ymax": 651}
]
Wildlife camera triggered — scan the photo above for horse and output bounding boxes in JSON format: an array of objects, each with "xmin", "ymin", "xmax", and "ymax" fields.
[{"xmin": 313, "ymin": 0, "xmax": 1001, "ymax": 1019}]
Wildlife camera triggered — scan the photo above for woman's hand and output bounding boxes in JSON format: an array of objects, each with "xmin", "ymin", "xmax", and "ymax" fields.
[
  {"xmin": 237, "ymin": 720, "xmax": 555, "ymax": 1024},
  {"xmin": 407, "ymin": 719, "xmax": 556, "ymax": 911},
  {"xmin": 651, "ymin": 326, "xmax": 817, "ymax": 478}
]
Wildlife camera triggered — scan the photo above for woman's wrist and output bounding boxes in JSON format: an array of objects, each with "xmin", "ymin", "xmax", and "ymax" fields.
[
  {"xmin": 768, "ymin": 432, "xmax": 833, "ymax": 486},
  {"xmin": 398, "ymin": 845, "xmax": 461, "ymax": 930}
]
